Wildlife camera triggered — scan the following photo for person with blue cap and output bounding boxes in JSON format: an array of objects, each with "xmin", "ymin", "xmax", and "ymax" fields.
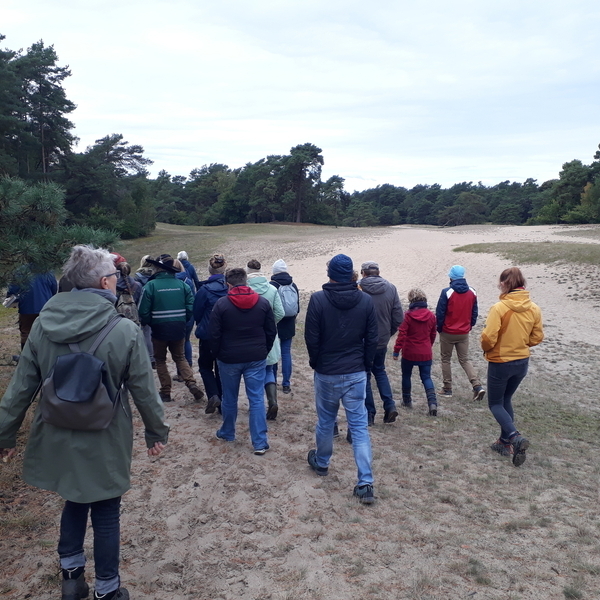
[
  {"xmin": 435, "ymin": 264, "xmax": 484, "ymax": 400},
  {"xmin": 304, "ymin": 254, "xmax": 378, "ymax": 505}
]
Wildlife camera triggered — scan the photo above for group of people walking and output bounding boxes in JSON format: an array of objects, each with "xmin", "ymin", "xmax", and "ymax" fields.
[{"xmin": 0, "ymin": 245, "xmax": 543, "ymax": 600}]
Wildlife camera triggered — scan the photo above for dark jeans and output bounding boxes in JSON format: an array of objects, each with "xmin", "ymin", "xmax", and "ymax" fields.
[
  {"xmin": 58, "ymin": 497, "xmax": 121, "ymax": 595},
  {"xmin": 365, "ymin": 347, "xmax": 395, "ymax": 416},
  {"xmin": 272, "ymin": 336, "xmax": 293, "ymax": 387},
  {"xmin": 184, "ymin": 318, "xmax": 194, "ymax": 366},
  {"xmin": 487, "ymin": 358, "xmax": 528, "ymax": 441},
  {"xmin": 198, "ymin": 338, "xmax": 221, "ymax": 399},
  {"xmin": 401, "ymin": 358, "xmax": 434, "ymax": 393}
]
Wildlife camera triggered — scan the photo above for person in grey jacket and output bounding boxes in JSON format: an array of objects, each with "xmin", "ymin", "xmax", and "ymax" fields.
[
  {"xmin": 0, "ymin": 245, "xmax": 169, "ymax": 600},
  {"xmin": 359, "ymin": 261, "xmax": 404, "ymax": 424}
]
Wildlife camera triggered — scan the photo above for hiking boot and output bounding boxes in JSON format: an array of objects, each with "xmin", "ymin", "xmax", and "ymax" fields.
[
  {"xmin": 307, "ymin": 449, "xmax": 328, "ymax": 476},
  {"xmin": 94, "ymin": 589, "xmax": 129, "ymax": 600},
  {"xmin": 188, "ymin": 384, "xmax": 204, "ymax": 402},
  {"xmin": 353, "ymin": 484, "xmax": 375, "ymax": 505},
  {"xmin": 346, "ymin": 429, "xmax": 352, "ymax": 444},
  {"xmin": 428, "ymin": 404, "xmax": 438, "ymax": 417},
  {"xmin": 367, "ymin": 413, "xmax": 375, "ymax": 426},
  {"xmin": 333, "ymin": 423, "xmax": 340, "ymax": 438},
  {"xmin": 216, "ymin": 431, "xmax": 235, "ymax": 442},
  {"xmin": 402, "ymin": 391, "xmax": 412, "ymax": 408},
  {"xmin": 383, "ymin": 409, "xmax": 398, "ymax": 423},
  {"xmin": 159, "ymin": 392, "xmax": 172, "ymax": 403},
  {"xmin": 426, "ymin": 389, "xmax": 438, "ymax": 416},
  {"xmin": 510, "ymin": 434, "xmax": 530, "ymax": 467},
  {"xmin": 440, "ymin": 388, "xmax": 453, "ymax": 398},
  {"xmin": 473, "ymin": 386, "xmax": 486, "ymax": 401},
  {"xmin": 62, "ymin": 567, "xmax": 89, "ymax": 600},
  {"xmin": 490, "ymin": 439, "xmax": 513, "ymax": 457},
  {"xmin": 265, "ymin": 382, "xmax": 278, "ymax": 420},
  {"xmin": 205, "ymin": 395, "xmax": 221, "ymax": 414},
  {"xmin": 253, "ymin": 447, "xmax": 269, "ymax": 455},
  {"xmin": 282, "ymin": 385, "xmax": 291, "ymax": 394}
]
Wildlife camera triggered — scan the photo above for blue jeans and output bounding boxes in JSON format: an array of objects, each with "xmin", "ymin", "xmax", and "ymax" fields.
[
  {"xmin": 58, "ymin": 497, "xmax": 121, "ymax": 595},
  {"xmin": 401, "ymin": 358, "xmax": 434, "ymax": 393},
  {"xmin": 217, "ymin": 359, "xmax": 269, "ymax": 450},
  {"xmin": 184, "ymin": 318, "xmax": 193, "ymax": 366},
  {"xmin": 313, "ymin": 371, "xmax": 373, "ymax": 486},
  {"xmin": 273, "ymin": 337, "xmax": 293, "ymax": 387},
  {"xmin": 487, "ymin": 358, "xmax": 528, "ymax": 441},
  {"xmin": 265, "ymin": 363, "xmax": 276, "ymax": 386},
  {"xmin": 365, "ymin": 347, "xmax": 395, "ymax": 416}
]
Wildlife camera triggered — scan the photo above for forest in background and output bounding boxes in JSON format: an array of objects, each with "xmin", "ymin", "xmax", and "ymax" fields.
[{"xmin": 2, "ymin": 32, "xmax": 600, "ymax": 285}]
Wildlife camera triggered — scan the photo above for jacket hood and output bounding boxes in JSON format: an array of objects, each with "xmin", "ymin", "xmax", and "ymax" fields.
[
  {"xmin": 499, "ymin": 289, "xmax": 532, "ymax": 313},
  {"xmin": 407, "ymin": 305, "xmax": 433, "ymax": 322},
  {"xmin": 204, "ymin": 275, "xmax": 227, "ymax": 296},
  {"xmin": 359, "ymin": 276, "xmax": 388, "ymax": 295},
  {"xmin": 322, "ymin": 281, "xmax": 362, "ymax": 310},
  {"xmin": 37, "ymin": 290, "xmax": 118, "ymax": 345},
  {"xmin": 449, "ymin": 278, "xmax": 470, "ymax": 294},
  {"xmin": 271, "ymin": 272, "xmax": 293, "ymax": 286},
  {"xmin": 228, "ymin": 285, "xmax": 260, "ymax": 310},
  {"xmin": 247, "ymin": 275, "xmax": 272, "ymax": 295}
]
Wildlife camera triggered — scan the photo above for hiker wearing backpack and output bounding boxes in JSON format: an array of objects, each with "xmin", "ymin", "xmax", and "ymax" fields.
[
  {"xmin": 115, "ymin": 262, "xmax": 142, "ymax": 326},
  {"xmin": 193, "ymin": 254, "xmax": 228, "ymax": 414},
  {"xmin": 138, "ymin": 254, "xmax": 204, "ymax": 404},
  {"xmin": 0, "ymin": 245, "xmax": 169, "ymax": 600},
  {"xmin": 247, "ymin": 259, "xmax": 284, "ymax": 420},
  {"xmin": 133, "ymin": 255, "xmax": 156, "ymax": 368},
  {"xmin": 270, "ymin": 259, "xmax": 300, "ymax": 395}
]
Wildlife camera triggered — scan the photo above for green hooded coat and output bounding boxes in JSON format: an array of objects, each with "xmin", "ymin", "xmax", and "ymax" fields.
[{"xmin": 0, "ymin": 291, "xmax": 169, "ymax": 504}]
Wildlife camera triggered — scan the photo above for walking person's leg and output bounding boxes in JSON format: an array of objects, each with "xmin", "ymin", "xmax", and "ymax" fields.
[
  {"xmin": 439, "ymin": 331, "xmax": 454, "ymax": 394},
  {"xmin": 280, "ymin": 336, "xmax": 293, "ymax": 390},
  {"xmin": 244, "ymin": 360, "xmax": 269, "ymax": 452},
  {"xmin": 216, "ymin": 360, "xmax": 242, "ymax": 441},
  {"xmin": 170, "ymin": 339, "xmax": 204, "ymax": 401},
  {"xmin": 455, "ymin": 334, "xmax": 484, "ymax": 399},
  {"xmin": 58, "ymin": 500, "xmax": 90, "ymax": 598},
  {"xmin": 152, "ymin": 338, "xmax": 171, "ymax": 399},
  {"xmin": 400, "ymin": 358, "xmax": 414, "ymax": 406},
  {"xmin": 371, "ymin": 347, "xmax": 396, "ymax": 421},
  {"xmin": 90, "ymin": 497, "xmax": 122, "ymax": 597},
  {"xmin": 199, "ymin": 339, "xmax": 221, "ymax": 413},
  {"xmin": 313, "ymin": 372, "xmax": 341, "ymax": 469},
  {"xmin": 418, "ymin": 360, "xmax": 438, "ymax": 415}
]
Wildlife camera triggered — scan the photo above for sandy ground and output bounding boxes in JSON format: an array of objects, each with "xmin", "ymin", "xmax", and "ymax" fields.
[{"xmin": 3, "ymin": 224, "xmax": 600, "ymax": 600}]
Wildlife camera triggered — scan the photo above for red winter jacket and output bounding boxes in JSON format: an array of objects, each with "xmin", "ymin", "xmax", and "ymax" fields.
[{"xmin": 393, "ymin": 304, "xmax": 437, "ymax": 361}]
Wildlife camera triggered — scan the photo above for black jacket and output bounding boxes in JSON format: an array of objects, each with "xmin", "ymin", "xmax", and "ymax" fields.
[
  {"xmin": 269, "ymin": 272, "xmax": 300, "ymax": 340},
  {"xmin": 209, "ymin": 286, "xmax": 277, "ymax": 364},
  {"xmin": 304, "ymin": 282, "xmax": 378, "ymax": 375}
]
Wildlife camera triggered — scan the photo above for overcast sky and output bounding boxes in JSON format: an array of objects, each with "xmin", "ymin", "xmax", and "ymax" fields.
[{"xmin": 3, "ymin": 0, "xmax": 600, "ymax": 191}]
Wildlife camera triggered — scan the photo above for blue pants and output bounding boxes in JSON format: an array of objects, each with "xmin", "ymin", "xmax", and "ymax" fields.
[
  {"xmin": 273, "ymin": 337, "xmax": 293, "ymax": 387},
  {"xmin": 58, "ymin": 497, "xmax": 121, "ymax": 595},
  {"xmin": 487, "ymin": 358, "xmax": 528, "ymax": 441},
  {"xmin": 313, "ymin": 371, "xmax": 373, "ymax": 486},
  {"xmin": 217, "ymin": 359, "xmax": 269, "ymax": 451},
  {"xmin": 401, "ymin": 358, "xmax": 434, "ymax": 394},
  {"xmin": 365, "ymin": 347, "xmax": 395, "ymax": 416}
]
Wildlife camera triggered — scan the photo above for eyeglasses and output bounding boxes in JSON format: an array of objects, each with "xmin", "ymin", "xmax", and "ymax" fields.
[{"xmin": 104, "ymin": 271, "xmax": 122, "ymax": 280}]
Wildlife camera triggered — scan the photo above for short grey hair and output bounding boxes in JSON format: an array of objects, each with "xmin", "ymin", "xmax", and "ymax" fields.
[{"xmin": 62, "ymin": 245, "xmax": 115, "ymax": 289}]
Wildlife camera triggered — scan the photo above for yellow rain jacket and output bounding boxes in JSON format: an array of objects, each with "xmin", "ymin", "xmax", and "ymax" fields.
[{"xmin": 481, "ymin": 289, "xmax": 544, "ymax": 363}]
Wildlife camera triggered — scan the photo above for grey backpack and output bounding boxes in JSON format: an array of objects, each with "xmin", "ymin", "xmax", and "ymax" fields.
[{"xmin": 40, "ymin": 315, "xmax": 127, "ymax": 431}]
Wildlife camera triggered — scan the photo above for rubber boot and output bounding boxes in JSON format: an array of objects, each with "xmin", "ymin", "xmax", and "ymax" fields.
[
  {"xmin": 62, "ymin": 567, "xmax": 89, "ymax": 600},
  {"xmin": 265, "ymin": 382, "xmax": 278, "ymax": 420},
  {"xmin": 402, "ymin": 390, "xmax": 412, "ymax": 408},
  {"xmin": 426, "ymin": 388, "xmax": 437, "ymax": 416}
]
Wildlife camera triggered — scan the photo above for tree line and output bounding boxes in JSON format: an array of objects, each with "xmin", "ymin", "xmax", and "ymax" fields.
[{"xmin": 2, "ymin": 32, "xmax": 600, "ymax": 286}]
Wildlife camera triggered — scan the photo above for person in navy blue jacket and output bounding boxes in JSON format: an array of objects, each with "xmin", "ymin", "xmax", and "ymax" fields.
[
  {"xmin": 177, "ymin": 251, "xmax": 200, "ymax": 293},
  {"xmin": 435, "ymin": 265, "xmax": 484, "ymax": 401},
  {"xmin": 8, "ymin": 270, "xmax": 57, "ymax": 349}
]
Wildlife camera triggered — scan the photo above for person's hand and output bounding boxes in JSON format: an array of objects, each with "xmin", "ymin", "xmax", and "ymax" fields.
[
  {"xmin": 147, "ymin": 442, "xmax": 165, "ymax": 457},
  {"xmin": 392, "ymin": 354, "xmax": 399, "ymax": 361},
  {"xmin": 1, "ymin": 448, "xmax": 16, "ymax": 462}
]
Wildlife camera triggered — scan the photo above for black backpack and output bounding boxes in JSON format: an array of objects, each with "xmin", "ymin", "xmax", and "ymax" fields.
[{"xmin": 40, "ymin": 315, "xmax": 127, "ymax": 431}]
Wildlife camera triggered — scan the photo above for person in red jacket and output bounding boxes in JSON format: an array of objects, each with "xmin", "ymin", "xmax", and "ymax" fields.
[{"xmin": 392, "ymin": 288, "xmax": 438, "ymax": 416}]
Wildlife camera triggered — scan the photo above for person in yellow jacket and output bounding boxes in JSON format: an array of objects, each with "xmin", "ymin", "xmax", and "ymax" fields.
[{"xmin": 481, "ymin": 267, "xmax": 544, "ymax": 466}]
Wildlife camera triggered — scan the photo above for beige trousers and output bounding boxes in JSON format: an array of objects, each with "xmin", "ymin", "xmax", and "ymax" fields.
[{"xmin": 439, "ymin": 331, "xmax": 481, "ymax": 390}]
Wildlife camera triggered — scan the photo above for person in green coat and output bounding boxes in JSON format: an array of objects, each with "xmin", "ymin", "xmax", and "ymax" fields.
[{"xmin": 0, "ymin": 245, "xmax": 170, "ymax": 600}]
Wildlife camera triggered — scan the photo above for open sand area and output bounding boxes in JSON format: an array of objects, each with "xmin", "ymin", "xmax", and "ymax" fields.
[{"xmin": 2, "ymin": 223, "xmax": 600, "ymax": 600}]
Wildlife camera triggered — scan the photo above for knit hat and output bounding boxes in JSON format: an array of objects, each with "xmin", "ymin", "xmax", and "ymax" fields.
[
  {"xmin": 327, "ymin": 254, "xmax": 353, "ymax": 283},
  {"xmin": 448, "ymin": 265, "xmax": 466, "ymax": 280},
  {"xmin": 177, "ymin": 251, "xmax": 188, "ymax": 261},
  {"xmin": 111, "ymin": 253, "xmax": 127, "ymax": 267},
  {"xmin": 247, "ymin": 259, "xmax": 261, "ymax": 273},
  {"xmin": 209, "ymin": 254, "xmax": 227, "ymax": 274},
  {"xmin": 272, "ymin": 259, "xmax": 288, "ymax": 274}
]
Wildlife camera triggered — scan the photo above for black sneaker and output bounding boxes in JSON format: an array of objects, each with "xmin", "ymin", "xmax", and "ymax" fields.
[
  {"xmin": 333, "ymin": 423, "xmax": 340, "ymax": 438},
  {"xmin": 94, "ymin": 588, "xmax": 129, "ymax": 600},
  {"xmin": 307, "ymin": 449, "xmax": 328, "ymax": 476},
  {"xmin": 159, "ymin": 392, "xmax": 172, "ymax": 403},
  {"xmin": 472, "ymin": 386, "xmax": 486, "ymax": 401},
  {"xmin": 428, "ymin": 404, "xmax": 437, "ymax": 417},
  {"xmin": 353, "ymin": 484, "xmax": 375, "ymax": 505},
  {"xmin": 383, "ymin": 409, "xmax": 398, "ymax": 423},
  {"xmin": 510, "ymin": 434, "xmax": 530, "ymax": 467},
  {"xmin": 282, "ymin": 385, "xmax": 291, "ymax": 394},
  {"xmin": 151, "ymin": 361, "xmax": 157, "ymax": 370},
  {"xmin": 205, "ymin": 395, "xmax": 221, "ymax": 414},
  {"xmin": 401, "ymin": 400, "xmax": 413, "ymax": 409},
  {"xmin": 440, "ymin": 388, "xmax": 453, "ymax": 398}
]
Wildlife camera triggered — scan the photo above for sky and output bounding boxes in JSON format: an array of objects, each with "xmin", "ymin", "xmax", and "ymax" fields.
[{"xmin": 2, "ymin": 0, "xmax": 600, "ymax": 191}]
